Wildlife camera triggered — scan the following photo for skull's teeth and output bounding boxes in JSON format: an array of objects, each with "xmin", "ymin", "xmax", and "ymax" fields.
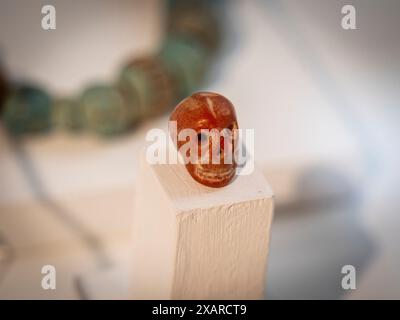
[{"xmin": 194, "ymin": 166, "xmax": 235, "ymax": 180}]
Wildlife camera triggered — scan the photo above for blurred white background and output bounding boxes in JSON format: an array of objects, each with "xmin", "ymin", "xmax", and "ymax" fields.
[{"xmin": 0, "ymin": 0, "xmax": 399, "ymax": 299}]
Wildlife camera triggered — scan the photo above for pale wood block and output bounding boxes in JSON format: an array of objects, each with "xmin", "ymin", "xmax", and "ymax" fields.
[{"xmin": 131, "ymin": 152, "xmax": 274, "ymax": 299}]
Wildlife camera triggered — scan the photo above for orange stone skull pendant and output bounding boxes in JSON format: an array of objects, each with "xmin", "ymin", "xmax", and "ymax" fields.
[{"xmin": 170, "ymin": 92, "xmax": 238, "ymax": 188}]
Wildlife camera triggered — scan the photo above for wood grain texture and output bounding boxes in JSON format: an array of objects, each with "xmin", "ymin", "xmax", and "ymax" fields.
[{"xmin": 131, "ymin": 151, "xmax": 274, "ymax": 299}]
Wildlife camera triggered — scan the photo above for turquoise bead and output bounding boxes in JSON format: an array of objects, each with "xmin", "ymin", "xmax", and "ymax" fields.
[
  {"xmin": 118, "ymin": 56, "xmax": 176, "ymax": 119},
  {"xmin": 52, "ymin": 98, "xmax": 85, "ymax": 131},
  {"xmin": 118, "ymin": 64, "xmax": 152, "ymax": 120},
  {"xmin": 159, "ymin": 36, "xmax": 209, "ymax": 99},
  {"xmin": 0, "ymin": 68, "xmax": 9, "ymax": 116},
  {"xmin": 81, "ymin": 84, "xmax": 135, "ymax": 136},
  {"xmin": 3, "ymin": 85, "xmax": 51, "ymax": 135},
  {"xmin": 167, "ymin": 1, "xmax": 221, "ymax": 52}
]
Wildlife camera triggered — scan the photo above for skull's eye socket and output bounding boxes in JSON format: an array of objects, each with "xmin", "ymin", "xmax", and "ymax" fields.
[{"xmin": 197, "ymin": 132, "xmax": 208, "ymax": 144}]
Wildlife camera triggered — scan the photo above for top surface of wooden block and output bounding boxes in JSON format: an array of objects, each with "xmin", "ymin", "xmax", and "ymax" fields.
[{"xmin": 147, "ymin": 156, "xmax": 273, "ymax": 213}]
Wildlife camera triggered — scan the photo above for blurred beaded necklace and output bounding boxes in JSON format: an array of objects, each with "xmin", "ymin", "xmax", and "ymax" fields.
[
  {"xmin": 0, "ymin": 0, "xmax": 222, "ymax": 137},
  {"xmin": 0, "ymin": 0, "xmax": 224, "ymax": 296}
]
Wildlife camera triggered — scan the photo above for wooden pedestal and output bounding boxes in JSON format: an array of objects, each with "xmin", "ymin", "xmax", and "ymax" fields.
[{"xmin": 131, "ymin": 152, "xmax": 274, "ymax": 299}]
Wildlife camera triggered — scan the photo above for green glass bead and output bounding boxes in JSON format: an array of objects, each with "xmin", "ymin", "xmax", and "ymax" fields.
[
  {"xmin": 81, "ymin": 84, "xmax": 135, "ymax": 136},
  {"xmin": 118, "ymin": 56, "xmax": 177, "ymax": 119},
  {"xmin": 167, "ymin": 1, "xmax": 221, "ymax": 52},
  {"xmin": 0, "ymin": 68, "xmax": 10, "ymax": 116},
  {"xmin": 52, "ymin": 98, "xmax": 85, "ymax": 131},
  {"xmin": 167, "ymin": 0, "xmax": 216, "ymax": 9},
  {"xmin": 159, "ymin": 36, "xmax": 209, "ymax": 99},
  {"xmin": 3, "ymin": 85, "xmax": 51, "ymax": 135},
  {"xmin": 118, "ymin": 64, "xmax": 152, "ymax": 120}
]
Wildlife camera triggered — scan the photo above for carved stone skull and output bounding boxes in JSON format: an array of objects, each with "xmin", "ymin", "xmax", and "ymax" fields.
[{"xmin": 169, "ymin": 92, "xmax": 238, "ymax": 188}]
